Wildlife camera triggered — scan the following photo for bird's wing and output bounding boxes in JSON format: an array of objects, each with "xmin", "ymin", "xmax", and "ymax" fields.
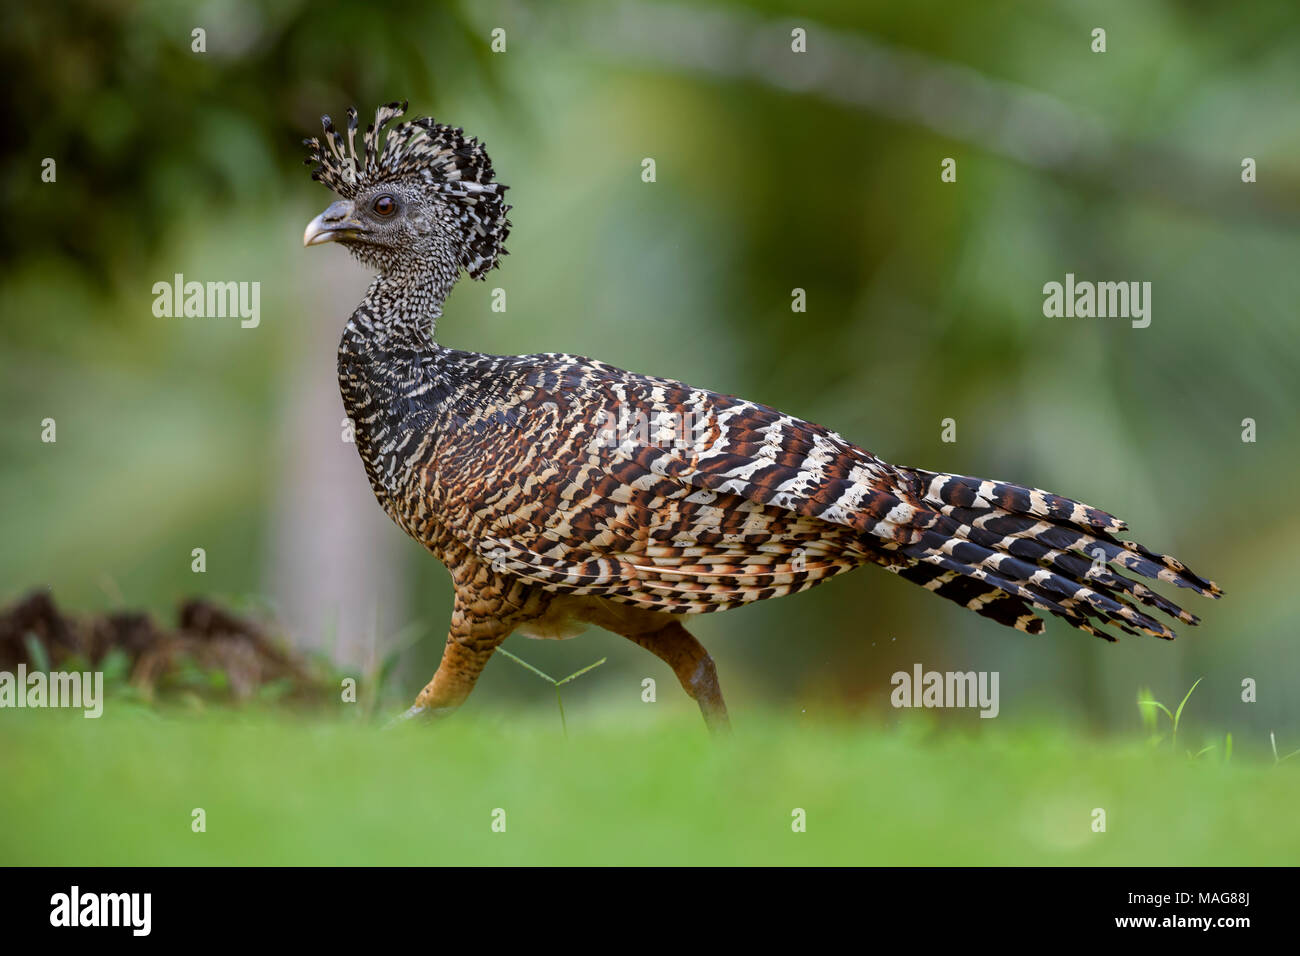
[
  {"xmin": 424, "ymin": 352, "xmax": 1219, "ymax": 635},
  {"xmin": 421, "ymin": 351, "xmax": 904, "ymax": 611}
]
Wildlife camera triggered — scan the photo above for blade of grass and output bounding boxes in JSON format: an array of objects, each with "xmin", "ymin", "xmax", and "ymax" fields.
[
  {"xmin": 556, "ymin": 657, "xmax": 607, "ymax": 686},
  {"xmin": 496, "ymin": 646, "xmax": 557, "ymax": 684},
  {"xmin": 23, "ymin": 632, "xmax": 51, "ymax": 673}
]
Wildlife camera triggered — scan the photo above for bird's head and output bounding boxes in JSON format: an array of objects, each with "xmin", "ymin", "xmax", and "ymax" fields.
[{"xmin": 302, "ymin": 101, "xmax": 510, "ymax": 285}]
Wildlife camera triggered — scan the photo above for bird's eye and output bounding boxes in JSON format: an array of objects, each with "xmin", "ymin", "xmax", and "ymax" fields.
[{"xmin": 372, "ymin": 195, "xmax": 397, "ymax": 217}]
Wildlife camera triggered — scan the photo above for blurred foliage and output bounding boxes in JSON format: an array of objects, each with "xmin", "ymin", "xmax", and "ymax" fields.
[
  {"xmin": 1, "ymin": 0, "xmax": 499, "ymax": 281},
  {"xmin": 2, "ymin": 0, "xmax": 1299, "ymax": 736},
  {"xmin": 0, "ymin": 588, "xmax": 344, "ymax": 709}
]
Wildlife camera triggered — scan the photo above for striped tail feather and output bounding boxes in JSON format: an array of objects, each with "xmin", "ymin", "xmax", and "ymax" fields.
[
  {"xmin": 882, "ymin": 468, "xmax": 1222, "ymax": 641},
  {"xmin": 888, "ymin": 559, "xmax": 1047, "ymax": 634}
]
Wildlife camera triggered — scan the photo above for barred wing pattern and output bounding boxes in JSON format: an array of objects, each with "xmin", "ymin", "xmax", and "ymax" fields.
[{"xmin": 421, "ymin": 351, "xmax": 1220, "ymax": 642}]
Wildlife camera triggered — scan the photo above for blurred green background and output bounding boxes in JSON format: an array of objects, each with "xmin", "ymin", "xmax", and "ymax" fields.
[{"xmin": 2, "ymin": 0, "xmax": 1298, "ymax": 751}]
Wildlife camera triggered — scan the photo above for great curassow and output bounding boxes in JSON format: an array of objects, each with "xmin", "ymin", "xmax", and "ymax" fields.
[{"xmin": 302, "ymin": 102, "xmax": 1220, "ymax": 732}]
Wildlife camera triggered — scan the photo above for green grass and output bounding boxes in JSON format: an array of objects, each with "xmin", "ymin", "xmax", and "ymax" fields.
[{"xmin": 2, "ymin": 708, "xmax": 1297, "ymax": 865}]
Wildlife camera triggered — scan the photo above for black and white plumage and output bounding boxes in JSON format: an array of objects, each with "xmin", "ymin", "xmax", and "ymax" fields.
[{"xmin": 302, "ymin": 103, "xmax": 1221, "ymax": 731}]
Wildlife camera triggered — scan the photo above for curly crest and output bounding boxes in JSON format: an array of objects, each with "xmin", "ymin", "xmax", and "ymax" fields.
[{"xmin": 303, "ymin": 101, "xmax": 510, "ymax": 278}]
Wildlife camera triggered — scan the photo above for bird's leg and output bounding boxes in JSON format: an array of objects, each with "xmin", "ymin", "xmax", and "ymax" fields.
[
  {"xmin": 623, "ymin": 620, "xmax": 730, "ymax": 735},
  {"xmin": 400, "ymin": 591, "xmax": 517, "ymax": 723},
  {"xmin": 405, "ymin": 638, "xmax": 502, "ymax": 719}
]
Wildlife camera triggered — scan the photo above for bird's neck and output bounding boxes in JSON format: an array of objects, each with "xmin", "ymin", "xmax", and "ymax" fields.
[
  {"xmin": 338, "ymin": 265, "xmax": 459, "ymax": 504},
  {"xmin": 353, "ymin": 256, "xmax": 463, "ymax": 347},
  {"xmin": 339, "ymin": 264, "xmax": 449, "ymax": 439}
]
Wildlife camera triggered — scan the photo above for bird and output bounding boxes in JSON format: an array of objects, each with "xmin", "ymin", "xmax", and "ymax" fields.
[{"xmin": 302, "ymin": 102, "xmax": 1221, "ymax": 733}]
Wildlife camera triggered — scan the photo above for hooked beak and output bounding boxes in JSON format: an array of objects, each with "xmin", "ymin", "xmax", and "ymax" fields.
[{"xmin": 303, "ymin": 200, "xmax": 366, "ymax": 247}]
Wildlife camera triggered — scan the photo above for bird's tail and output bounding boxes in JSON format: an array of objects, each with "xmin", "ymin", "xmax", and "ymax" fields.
[{"xmin": 879, "ymin": 468, "xmax": 1222, "ymax": 641}]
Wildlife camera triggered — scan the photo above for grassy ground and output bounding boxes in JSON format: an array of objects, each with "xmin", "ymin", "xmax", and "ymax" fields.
[{"xmin": 3, "ymin": 707, "xmax": 1297, "ymax": 866}]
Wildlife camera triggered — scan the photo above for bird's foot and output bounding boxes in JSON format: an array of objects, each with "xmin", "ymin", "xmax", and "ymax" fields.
[
  {"xmin": 382, "ymin": 702, "xmax": 459, "ymax": 729},
  {"xmin": 382, "ymin": 704, "xmax": 429, "ymax": 730}
]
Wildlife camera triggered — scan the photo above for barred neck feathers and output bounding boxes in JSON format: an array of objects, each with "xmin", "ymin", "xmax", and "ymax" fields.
[{"xmin": 355, "ymin": 261, "xmax": 453, "ymax": 347}]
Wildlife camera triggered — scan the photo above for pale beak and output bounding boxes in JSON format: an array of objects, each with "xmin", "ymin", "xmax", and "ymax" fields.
[{"xmin": 303, "ymin": 200, "xmax": 365, "ymax": 247}]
